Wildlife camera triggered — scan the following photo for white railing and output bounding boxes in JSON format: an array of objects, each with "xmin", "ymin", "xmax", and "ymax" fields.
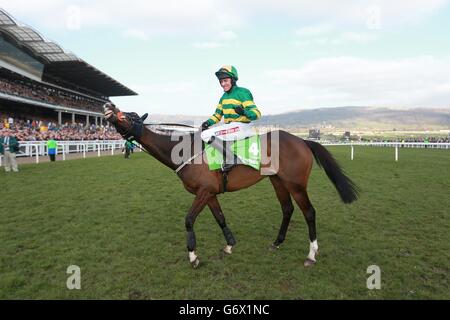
[
  {"xmin": 1, "ymin": 140, "xmax": 448, "ymax": 166},
  {"xmin": 320, "ymin": 141, "xmax": 450, "ymax": 149},
  {"xmin": 319, "ymin": 141, "xmax": 450, "ymax": 162},
  {"xmin": 0, "ymin": 140, "xmax": 131, "ymax": 165}
]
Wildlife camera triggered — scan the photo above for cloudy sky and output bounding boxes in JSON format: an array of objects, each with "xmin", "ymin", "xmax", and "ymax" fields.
[{"xmin": 1, "ymin": 0, "xmax": 450, "ymax": 116}]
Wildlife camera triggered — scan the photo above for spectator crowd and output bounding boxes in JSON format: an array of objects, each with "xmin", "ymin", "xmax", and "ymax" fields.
[
  {"xmin": 0, "ymin": 76, "xmax": 105, "ymax": 112},
  {"xmin": 361, "ymin": 136, "xmax": 450, "ymax": 143},
  {"xmin": 1, "ymin": 116, "xmax": 122, "ymax": 141}
]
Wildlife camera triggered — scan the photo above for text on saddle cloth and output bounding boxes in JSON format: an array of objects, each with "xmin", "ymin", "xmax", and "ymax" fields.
[{"xmin": 205, "ymin": 135, "xmax": 261, "ymax": 171}]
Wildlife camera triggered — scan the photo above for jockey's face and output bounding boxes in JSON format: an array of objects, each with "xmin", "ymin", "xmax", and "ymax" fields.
[{"xmin": 219, "ymin": 77, "xmax": 233, "ymax": 92}]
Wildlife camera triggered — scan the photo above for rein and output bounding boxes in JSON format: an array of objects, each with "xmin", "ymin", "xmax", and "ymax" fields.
[
  {"xmin": 116, "ymin": 113, "xmax": 201, "ymax": 172},
  {"xmin": 146, "ymin": 123, "xmax": 198, "ymax": 129}
]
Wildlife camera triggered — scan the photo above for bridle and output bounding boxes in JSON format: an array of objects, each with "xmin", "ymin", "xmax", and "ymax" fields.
[{"xmin": 115, "ymin": 111, "xmax": 147, "ymax": 142}]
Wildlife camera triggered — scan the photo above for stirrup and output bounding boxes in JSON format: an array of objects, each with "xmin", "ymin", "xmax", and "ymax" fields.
[{"xmin": 221, "ymin": 163, "xmax": 235, "ymax": 172}]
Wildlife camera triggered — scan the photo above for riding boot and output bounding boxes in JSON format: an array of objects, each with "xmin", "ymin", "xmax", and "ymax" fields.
[{"xmin": 208, "ymin": 137, "xmax": 241, "ymax": 172}]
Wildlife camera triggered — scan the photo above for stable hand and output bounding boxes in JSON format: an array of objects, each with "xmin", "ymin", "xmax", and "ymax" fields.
[{"xmin": 235, "ymin": 106, "xmax": 246, "ymax": 116}]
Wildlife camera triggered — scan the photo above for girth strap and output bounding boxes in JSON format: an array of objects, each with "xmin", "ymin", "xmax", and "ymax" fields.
[{"xmin": 222, "ymin": 171, "xmax": 229, "ymax": 193}]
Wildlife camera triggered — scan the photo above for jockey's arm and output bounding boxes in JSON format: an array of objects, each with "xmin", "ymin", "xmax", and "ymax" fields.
[
  {"xmin": 241, "ymin": 104, "xmax": 261, "ymax": 120},
  {"xmin": 239, "ymin": 89, "xmax": 261, "ymax": 121},
  {"xmin": 206, "ymin": 103, "xmax": 223, "ymax": 126}
]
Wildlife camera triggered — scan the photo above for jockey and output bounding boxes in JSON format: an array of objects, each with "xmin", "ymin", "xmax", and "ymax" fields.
[{"xmin": 201, "ymin": 65, "xmax": 261, "ymax": 172}]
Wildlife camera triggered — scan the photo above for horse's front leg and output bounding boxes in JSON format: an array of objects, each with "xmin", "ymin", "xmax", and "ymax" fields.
[
  {"xmin": 185, "ymin": 189, "xmax": 212, "ymax": 268},
  {"xmin": 208, "ymin": 196, "xmax": 236, "ymax": 254}
]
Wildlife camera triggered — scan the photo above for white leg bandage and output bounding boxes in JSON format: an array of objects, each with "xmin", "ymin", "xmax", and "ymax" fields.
[
  {"xmin": 188, "ymin": 251, "xmax": 197, "ymax": 263},
  {"xmin": 224, "ymin": 245, "xmax": 233, "ymax": 254},
  {"xmin": 307, "ymin": 240, "xmax": 318, "ymax": 261}
]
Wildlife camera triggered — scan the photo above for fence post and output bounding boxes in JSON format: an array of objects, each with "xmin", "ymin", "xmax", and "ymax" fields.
[
  {"xmin": 97, "ymin": 144, "xmax": 101, "ymax": 157},
  {"xmin": 351, "ymin": 145, "xmax": 354, "ymax": 160},
  {"xmin": 35, "ymin": 145, "xmax": 39, "ymax": 164},
  {"xmin": 83, "ymin": 144, "xmax": 86, "ymax": 158},
  {"xmin": 395, "ymin": 145, "xmax": 398, "ymax": 162}
]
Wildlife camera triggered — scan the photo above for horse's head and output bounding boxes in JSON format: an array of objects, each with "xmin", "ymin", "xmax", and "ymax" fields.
[{"xmin": 103, "ymin": 102, "xmax": 148, "ymax": 140}]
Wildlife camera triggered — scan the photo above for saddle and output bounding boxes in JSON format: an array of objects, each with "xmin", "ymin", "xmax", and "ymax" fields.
[{"xmin": 204, "ymin": 135, "xmax": 261, "ymax": 193}]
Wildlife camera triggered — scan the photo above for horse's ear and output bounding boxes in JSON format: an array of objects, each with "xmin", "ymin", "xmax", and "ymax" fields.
[
  {"xmin": 103, "ymin": 102, "xmax": 115, "ymax": 111},
  {"xmin": 141, "ymin": 113, "xmax": 148, "ymax": 121}
]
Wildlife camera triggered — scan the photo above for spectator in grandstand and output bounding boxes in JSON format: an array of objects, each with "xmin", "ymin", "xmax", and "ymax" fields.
[
  {"xmin": 0, "ymin": 76, "xmax": 105, "ymax": 112},
  {"xmin": 0, "ymin": 116, "xmax": 122, "ymax": 141},
  {"xmin": 0, "ymin": 129, "xmax": 20, "ymax": 172}
]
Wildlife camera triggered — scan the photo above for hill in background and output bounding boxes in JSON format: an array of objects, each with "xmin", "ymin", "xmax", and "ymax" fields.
[{"xmin": 147, "ymin": 107, "xmax": 450, "ymax": 131}]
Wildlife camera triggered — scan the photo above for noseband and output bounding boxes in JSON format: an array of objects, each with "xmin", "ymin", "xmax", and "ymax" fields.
[{"xmin": 116, "ymin": 112, "xmax": 147, "ymax": 141}]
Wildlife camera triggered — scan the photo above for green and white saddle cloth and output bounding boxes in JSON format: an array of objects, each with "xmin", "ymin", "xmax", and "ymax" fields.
[{"xmin": 205, "ymin": 135, "xmax": 261, "ymax": 171}]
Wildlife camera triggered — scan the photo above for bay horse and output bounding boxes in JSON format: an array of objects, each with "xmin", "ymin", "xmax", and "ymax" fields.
[{"xmin": 103, "ymin": 103, "xmax": 359, "ymax": 268}]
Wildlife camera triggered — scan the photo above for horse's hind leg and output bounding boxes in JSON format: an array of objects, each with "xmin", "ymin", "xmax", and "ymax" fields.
[
  {"xmin": 207, "ymin": 196, "xmax": 236, "ymax": 254},
  {"xmin": 288, "ymin": 186, "xmax": 319, "ymax": 267},
  {"xmin": 269, "ymin": 176, "xmax": 294, "ymax": 250}
]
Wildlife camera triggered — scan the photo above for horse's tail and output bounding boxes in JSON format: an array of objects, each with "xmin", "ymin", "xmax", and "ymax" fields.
[{"xmin": 304, "ymin": 140, "xmax": 359, "ymax": 204}]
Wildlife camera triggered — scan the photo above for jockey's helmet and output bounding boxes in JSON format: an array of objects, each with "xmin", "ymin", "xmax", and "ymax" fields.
[{"xmin": 215, "ymin": 65, "xmax": 238, "ymax": 81}]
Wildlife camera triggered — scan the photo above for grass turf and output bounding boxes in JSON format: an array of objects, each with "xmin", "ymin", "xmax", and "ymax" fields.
[{"xmin": 0, "ymin": 146, "xmax": 449, "ymax": 299}]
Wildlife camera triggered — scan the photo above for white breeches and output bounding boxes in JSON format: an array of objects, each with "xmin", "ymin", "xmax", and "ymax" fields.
[{"xmin": 200, "ymin": 122, "xmax": 256, "ymax": 142}]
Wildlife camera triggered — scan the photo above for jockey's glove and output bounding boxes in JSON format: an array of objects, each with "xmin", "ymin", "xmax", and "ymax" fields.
[
  {"xmin": 201, "ymin": 121, "xmax": 210, "ymax": 131},
  {"xmin": 235, "ymin": 106, "xmax": 246, "ymax": 116}
]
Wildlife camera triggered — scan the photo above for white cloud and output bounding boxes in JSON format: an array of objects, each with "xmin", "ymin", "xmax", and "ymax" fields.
[
  {"xmin": 1, "ymin": 1, "xmax": 449, "ymax": 115},
  {"xmin": 241, "ymin": 0, "xmax": 448, "ymax": 27},
  {"xmin": 336, "ymin": 32, "xmax": 377, "ymax": 44},
  {"xmin": 0, "ymin": 0, "xmax": 240, "ymax": 36},
  {"xmin": 193, "ymin": 42, "xmax": 227, "ymax": 49},
  {"xmin": 131, "ymin": 82, "xmax": 195, "ymax": 95},
  {"xmin": 218, "ymin": 30, "xmax": 238, "ymax": 41},
  {"xmin": 264, "ymin": 56, "xmax": 450, "ymax": 110},
  {"xmin": 65, "ymin": 5, "xmax": 82, "ymax": 31},
  {"xmin": 1, "ymin": 0, "xmax": 447, "ymax": 36},
  {"xmin": 294, "ymin": 23, "xmax": 378, "ymax": 46},
  {"xmin": 103, "ymin": 56, "xmax": 450, "ymax": 115},
  {"xmin": 296, "ymin": 24, "xmax": 334, "ymax": 37},
  {"xmin": 193, "ymin": 30, "xmax": 237, "ymax": 49},
  {"xmin": 111, "ymin": 80, "xmax": 221, "ymax": 116},
  {"xmin": 121, "ymin": 28, "xmax": 150, "ymax": 41},
  {"xmin": 326, "ymin": 31, "xmax": 378, "ymax": 45}
]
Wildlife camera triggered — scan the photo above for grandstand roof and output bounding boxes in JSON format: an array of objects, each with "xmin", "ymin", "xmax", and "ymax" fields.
[{"xmin": 0, "ymin": 9, "xmax": 137, "ymax": 97}]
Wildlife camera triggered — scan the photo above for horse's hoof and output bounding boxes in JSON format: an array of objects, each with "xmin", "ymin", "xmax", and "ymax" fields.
[
  {"xmin": 223, "ymin": 245, "xmax": 233, "ymax": 255},
  {"xmin": 269, "ymin": 244, "xmax": 280, "ymax": 251},
  {"xmin": 304, "ymin": 258, "xmax": 316, "ymax": 267},
  {"xmin": 191, "ymin": 258, "xmax": 200, "ymax": 269}
]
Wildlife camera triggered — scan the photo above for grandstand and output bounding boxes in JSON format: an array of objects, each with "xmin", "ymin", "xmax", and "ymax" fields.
[{"xmin": 0, "ymin": 8, "xmax": 136, "ymax": 130}]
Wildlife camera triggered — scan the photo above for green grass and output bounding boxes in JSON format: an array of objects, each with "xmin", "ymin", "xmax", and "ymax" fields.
[{"xmin": 0, "ymin": 146, "xmax": 449, "ymax": 299}]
